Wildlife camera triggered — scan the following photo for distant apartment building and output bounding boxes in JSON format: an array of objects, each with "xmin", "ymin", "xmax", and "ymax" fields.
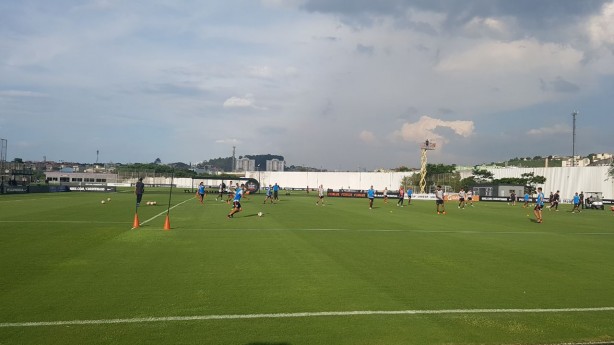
[
  {"xmin": 266, "ymin": 159, "xmax": 285, "ymax": 172},
  {"xmin": 561, "ymin": 157, "xmax": 590, "ymax": 167},
  {"xmin": 235, "ymin": 157, "xmax": 256, "ymax": 172}
]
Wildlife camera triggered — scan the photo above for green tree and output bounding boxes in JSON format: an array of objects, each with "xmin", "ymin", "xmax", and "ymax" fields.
[{"xmin": 471, "ymin": 168, "xmax": 494, "ymax": 183}]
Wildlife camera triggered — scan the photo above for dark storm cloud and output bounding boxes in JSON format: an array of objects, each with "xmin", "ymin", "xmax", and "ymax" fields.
[{"xmin": 301, "ymin": 0, "xmax": 609, "ymax": 37}]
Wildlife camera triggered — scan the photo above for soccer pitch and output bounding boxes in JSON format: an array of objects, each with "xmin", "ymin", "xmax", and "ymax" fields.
[{"xmin": 1, "ymin": 189, "xmax": 613, "ymax": 345}]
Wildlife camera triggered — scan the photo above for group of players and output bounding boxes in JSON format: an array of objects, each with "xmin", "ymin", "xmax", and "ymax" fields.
[
  {"xmin": 192, "ymin": 180, "xmax": 588, "ymax": 223},
  {"xmin": 195, "ymin": 181, "xmax": 281, "ymax": 219}
]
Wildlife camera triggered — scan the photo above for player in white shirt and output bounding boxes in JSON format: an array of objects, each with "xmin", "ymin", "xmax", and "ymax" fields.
[
  {"xmin": 435, "ymin": 185, "xmax": 446, "ymax": 215},
  {"xmin": 316, "ymin": 185, "xmax": 325, "ymax": 206},
  {"xmin": 458, "ymin": 188, "xmax": 466, "ymax": 209}
]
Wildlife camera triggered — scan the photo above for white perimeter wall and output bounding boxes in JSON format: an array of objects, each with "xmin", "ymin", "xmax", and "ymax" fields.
[{"xmin": 135, "ymin": 166, "xmax": 614, "ymax": 199}]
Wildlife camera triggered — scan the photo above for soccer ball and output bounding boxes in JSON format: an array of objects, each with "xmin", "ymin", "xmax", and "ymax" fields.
[
  {"xmin": 101, "ymin": 200, "xmax": 106, "ymax": 204},
  {"xmin": 107, "ymin": 197, "xmax": 111, "ymax": 201},
  {"xmin": 258, "ymin": 212, "xmax": 263, "ymax": 217}
]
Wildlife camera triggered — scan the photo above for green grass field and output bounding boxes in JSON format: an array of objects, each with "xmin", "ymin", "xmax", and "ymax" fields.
[{"xmin": 1, "ymin": 189, "xmax": 613, "ymax": 345}]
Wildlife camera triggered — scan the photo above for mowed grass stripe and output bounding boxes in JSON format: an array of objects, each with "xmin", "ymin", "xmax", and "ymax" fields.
[{"xmin": 2, "ymin": 307, "xmax": 614, "ymax": 328}]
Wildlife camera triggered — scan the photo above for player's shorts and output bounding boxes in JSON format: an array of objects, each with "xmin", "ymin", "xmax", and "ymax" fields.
[
  {"xmin": 369, "ymin": 197, "xmax": 374, "ymax": 201},
  {"xmin": 233, "ymin": 201, "xmax": 241, "ymax": 209},
  {"xmin": 574, "ymin": 202, "xmax": 580, "ymax": 207},
  {"xmin": 459, "ymin": 197, "xmax": 465, "ymax": 202},
  {"xmin": 534, "ymin": 204, "xmax": 543, "ymax": 211},
  {"xmin": 511, "ymin": 196, "xmax": 516, "ymax": 201},
  {"xmin": 436, "ymin": 200, "xmax": 444, "ymax": 205},
  {"xmin": 467, "ymin": 197, "xmax": 472, "ymax": 201},
  {"xmin": 319, "ymin": 195, "xmax": 324, "ymax": 199}
]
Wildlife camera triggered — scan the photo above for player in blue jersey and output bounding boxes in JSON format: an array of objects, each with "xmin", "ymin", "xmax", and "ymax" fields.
[
  {"xmin": 367, "ymin": 185, "xmax": 375, "ymax": 209},
  {"xmin": 571, "ymin": 192, "xmax": 581, "ymax": 213},
  {"xmin": 197, "ymin": 182, "xmax": 206, "ymax": 204},
  {"xmin": 533, "ymin": 187, "xmax": 545, "ymax": 223},
  {"xmin": 227, "ymin": 184, "xmax": 244, "ymax": 219},
  {"xmin": 407, "ymin": 187, "xmax": 413, "ymax": 205},
  {"xmin": 522, "ymin": 192, "xmax": 530, "ymax": 208},
  {"xmin": 263, "ymin": 184, "xmax": 273, "ymax": 204},
  {"xmin": 273, "ymin": 183, "xmax": 280, "ymax": 201}
]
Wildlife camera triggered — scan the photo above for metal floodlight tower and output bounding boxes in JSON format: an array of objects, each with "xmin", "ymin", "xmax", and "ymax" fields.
[
  {"xmin": 419, "ymin": 139, "xmax": 436, "ymax": 193},
  {"xmin": 572, "ymin": 111, "xmax": 578, "ymax": 167}
]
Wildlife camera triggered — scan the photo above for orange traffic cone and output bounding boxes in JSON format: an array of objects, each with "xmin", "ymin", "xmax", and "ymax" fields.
[
  {"xmin": 133, "ymin": 213, "xmax": 140, "ymax": 229},
  {"xmin": 163, "ymin": 214, "xmax": 171, "ymax": 230}
]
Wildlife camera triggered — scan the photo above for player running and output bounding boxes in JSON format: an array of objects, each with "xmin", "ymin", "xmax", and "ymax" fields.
[
  {"xmin": 397, "ymin": 186, "xmax": 405, "ymax": 207},
  {"xmin": 523, "ymin": 191, "xmax": 530, "ymax": 208},
  {"xmin": 571, "ymin": 192, "xmax": 582, "ymax": 213},
  {"xmin": 458, "ymin": 188, "xmax": 466, "ymax": 209},
  {"xmin": 263, "ymin": 185, "xmax": 273, "ymax": 204},
  {"xmin": 466, "ymin": 189, "xmax": 474, "ymax": 207},
  {"xmin": 227, "ymin": 184, "xmax": 244, "ymax": 219},
  {"xmin": 368, "ymin": 185, "xmax": 375, "ymax": 209}
]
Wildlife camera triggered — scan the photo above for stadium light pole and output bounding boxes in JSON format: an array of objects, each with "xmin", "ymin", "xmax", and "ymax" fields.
[{"xmin": 572, "ymin": 111, "xmax": 578, "ymax": 167}]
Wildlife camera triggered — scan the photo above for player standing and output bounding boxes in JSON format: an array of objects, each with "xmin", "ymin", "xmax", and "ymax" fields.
[
  {"xmin": 273, "ymin": 183, "xmax": 280, "ymax": 201},
  {"xmin": 135, "ymin": 177, "xmax": 145, "ymax": 207},
  {"xmin": 397, "ymin": 186, "xmax": 405, "ymax": 207},
  {"xmin": 548, "ymin": 190, "xmax": 560, "ymax": 211},
  {"xmin": 436, "ymin": 185, "xmax": 446, "ymax": 214},
  {"xmin": 197, "ymin": 182, "xmax": 206, "ymax": 204},
  {"xmin": 407, "ymin": 187, "xmax": 413, "ymax": 205},
  {"xmin": 316, "ymin": 184, "xmax": 325, "ymax": 206},
  {"xmin": 383, "ymin": 187, "xmax": 388, "ymax": 204},
  {"xmin": 534, "ymin": 187, "xmax": 545, "ymax": 223}
]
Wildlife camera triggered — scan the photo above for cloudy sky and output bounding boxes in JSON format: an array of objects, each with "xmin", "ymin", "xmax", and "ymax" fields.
[{"xmin": 1, "ymin": 0, "xmax": 613, "ymax": 170}]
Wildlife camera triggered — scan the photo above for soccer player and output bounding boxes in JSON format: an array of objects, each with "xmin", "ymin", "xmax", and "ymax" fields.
[
  {"xmin": 383, "ymin": 187, "xmax": 388, "ymax": 204},
  {"xmin": 226, "ymin": 181, "xmax": 235, "ymax": 204},
  {"xmin": 579, "ymin": 191, "xmax": 585, "ymax": 209},
  {"xmin": 549, "ymin": 190, "xmax": 560, "ymax": 211},
  {"xmin": 273, "ymin": 183, "xmax": 280, "ymax": 201},
  {"xmin": 458, "ymin": 188, "xmax": 466, "ymax": 209},
  {"xmin": 316, "ymin": 184, "xmax": 325, "ymax": 206},
  {"xmin": 466, "ymin": 189, "xmax": 474, "ymax": 207},
  {"xmin": 135, "ymin": 177, "xmax": 145, "ymax": 207},
  {"xmin": 523, "ymin": 191, "xmax": 530, "ymax": 208},
  {"xmin": 197, "ymin": 182, "xmax": 206, "ymax": 204},
  {"xmin": 263, "ymin": 185, "xmax": 273, "ymax": 204},
  {"xmin": 435, "ymin": 185, "xmax": 446, "ymax": 214},
  {"xmin": 217, "ymin": 181, "xmax": 225, "ymax": 201},
  {"xmin": 407, "ymin": 187, "xmax": 413, "ymax": 205},
  {"xmin": 368, "ymin": 185, "xmax": 375, "ymax": 209},
  {"xmin": 397, "ymin": 186, "xmax": 405, "ymax": 207},
  {"xmin": 571, "ymin": 192, "xmax": 581, "ymax": 213},
  {"xmin": 534, "ymin": 187, "xmax": 545, "ymax": 223},
  {"xmin": 227, "ymin": 183, "xmax": 244, "ymax": 219},
  {"xmin": 509, "ymin": 191, "xmax": 516, "ymax": 206}
]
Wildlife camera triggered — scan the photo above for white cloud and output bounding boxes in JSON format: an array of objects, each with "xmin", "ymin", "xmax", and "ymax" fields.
[
  {"xmin": 359, "ymin": 130, "xmax": 376, "ymax": 143},
  {"xmin": 587, "ymin": 2, "xmax": 614, "ymax": 48},
  {"xmin": 0, "ymin": 90, "xmax": 48, "ymax": 98},
  {"xmin": 528, "ymin": 124, "xmax": 571, "ymax": 136},
  {"xmin": 223, "ymin": 96, "xmax": 253, "ymax": 108},
  {"xmin": 394, "ymin": 116, "xmax": 474, "ymax": 146},
  {"xmin": 248, "ymin": 65, "xmax": 273, "ymax": 78}
]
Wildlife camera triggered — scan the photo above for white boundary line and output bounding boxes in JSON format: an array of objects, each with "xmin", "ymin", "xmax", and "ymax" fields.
[
  {"xmin": 2, "ymin": 307, "xmax": 613, "ymax": 328},
  {"xmin": 132, "ymin": 196, "xmax": 194, "ymax": 229}
]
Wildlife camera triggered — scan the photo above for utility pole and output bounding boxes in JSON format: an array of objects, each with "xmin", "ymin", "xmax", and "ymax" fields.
[{"xmin": 572, "ymin": 111, "xmax": 578, "ymax": 167}]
